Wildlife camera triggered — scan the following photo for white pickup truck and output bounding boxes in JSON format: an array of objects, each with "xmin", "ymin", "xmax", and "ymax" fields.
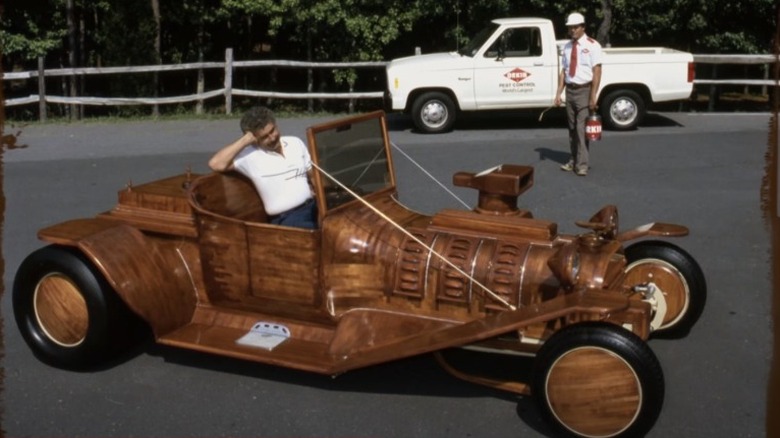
[{"xmin": 385, "ymin": 17, "xmax": 695, "ymax": 133}]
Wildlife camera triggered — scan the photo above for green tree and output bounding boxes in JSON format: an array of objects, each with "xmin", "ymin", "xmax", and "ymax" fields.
[
  {"xmin": 1, "ymin": 0, "xmax": 68, "ymax": 67},
  {"xmin": 526, "ymin": 0, "xmax": 776, "ymax": 53}
]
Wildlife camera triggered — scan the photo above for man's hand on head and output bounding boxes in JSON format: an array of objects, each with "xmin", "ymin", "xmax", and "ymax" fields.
[{"xmin": 240, "ymin": 131, "xmax": 258, "ymax": 147}]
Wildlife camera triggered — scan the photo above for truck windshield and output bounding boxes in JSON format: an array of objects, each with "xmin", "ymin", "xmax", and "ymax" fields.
[{"xmin": 458, "ymin": 23, "xmax": 499, "ymax": 57}]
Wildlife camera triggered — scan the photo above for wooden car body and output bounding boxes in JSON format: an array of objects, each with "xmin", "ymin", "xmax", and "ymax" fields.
[{"xmin": 17, "ymin": 111, "xmax": 705, "ymax": 437}]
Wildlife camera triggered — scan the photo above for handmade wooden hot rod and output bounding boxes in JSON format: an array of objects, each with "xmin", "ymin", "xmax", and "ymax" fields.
[{"xmin": 14, "ymin": 111, "xmax": 705, "ymax": 438}]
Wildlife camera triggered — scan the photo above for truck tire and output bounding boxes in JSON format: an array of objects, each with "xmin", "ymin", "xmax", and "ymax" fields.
[
  {"xmin": 13, "ymin": 245, "xmax": 143, "ymax": 370},
  {"xmin": 623, "ymin": 240, "xmax": 706, "ymax": 338},
  {"xmin": 411, "ymin": 91, "xmax": 457, "ymax": 133},
  {"xmin": 532, "ymin": 322, "xmax": 664, "ymax": 438},
  {"xmin": 600, "ymin": 89, "xmax": 645, "ymax": 130}
]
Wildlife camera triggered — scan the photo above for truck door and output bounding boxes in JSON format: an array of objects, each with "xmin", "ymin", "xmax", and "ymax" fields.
[{"xmin": 473, "ymin": 26, "xmax": 556, "ymax": 108}]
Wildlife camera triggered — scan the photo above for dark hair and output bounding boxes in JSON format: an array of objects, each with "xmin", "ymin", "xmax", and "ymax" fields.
[{"xmin": 240, "ymin": 106, "xmax": 276, "ymax": 133}]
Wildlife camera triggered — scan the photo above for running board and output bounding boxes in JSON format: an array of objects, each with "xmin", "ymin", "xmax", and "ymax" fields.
[
  {"xmin": 157, "ymin": 307, "xmax": 339, "ymax": 374},
  {"xmin": 156, "ymin": 305, "xmax": 458, "ymax": 375}
]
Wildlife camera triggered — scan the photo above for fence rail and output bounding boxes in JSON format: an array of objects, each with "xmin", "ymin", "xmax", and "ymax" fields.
[{"xmin": 2, "ymin": 49, "xmax": 777, "ymax": 121}]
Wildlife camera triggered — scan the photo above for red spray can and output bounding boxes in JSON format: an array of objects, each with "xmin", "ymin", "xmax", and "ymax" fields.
[{"xmin": 586, "ymin": 113, "xmax": 602, "ymax": 141}]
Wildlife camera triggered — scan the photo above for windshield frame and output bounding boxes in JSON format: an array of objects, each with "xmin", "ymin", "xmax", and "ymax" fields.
[{"xmin": 306, "ymin": 111, "xmax": 396, "ymax": 219}]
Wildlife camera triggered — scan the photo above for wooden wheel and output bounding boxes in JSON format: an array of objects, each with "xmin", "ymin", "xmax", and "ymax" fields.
[
  {"xmin": 624, "ymin": 240, "xmax": 706, "ymax": 338},
  {"xmin": 34, "ymin": 273, "xmax": 89, "ymax": 347},
  {"xmin": 13, "ymin": 245, "xmax": 142, "ymax": 369},
  {"xmin": 532, "ymin": 323, "xmax": 664, "ymax": 438}
]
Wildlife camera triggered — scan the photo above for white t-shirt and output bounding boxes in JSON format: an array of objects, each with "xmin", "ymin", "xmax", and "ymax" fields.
[
  {"xmin": 233, "ymin": 136, "xmax": 313, "ymax": 216},
  {"xmin": 561, "ymin": 34, "xmax": 603, "ymax": 85}
]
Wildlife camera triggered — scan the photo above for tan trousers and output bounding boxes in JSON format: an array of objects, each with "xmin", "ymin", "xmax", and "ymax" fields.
[{"xmin": 565, "ymin": 85, "xmax": 591, "ymax": 171}]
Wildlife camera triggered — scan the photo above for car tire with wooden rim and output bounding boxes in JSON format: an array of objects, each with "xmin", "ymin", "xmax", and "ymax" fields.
[
  {"xmin": 411, "ymin": 91, "xmax": 457, "ymax": 133},
  {"xmin": 13, "ymin": 245, "xmax": 142, "ymax": 370},
  {"xmin": 532, "ymin": 322, "xmax": 664, "ymax": 438},
  {"xmin": 623, "ymin": 240, "xmax": 706, "ymax": 338}
]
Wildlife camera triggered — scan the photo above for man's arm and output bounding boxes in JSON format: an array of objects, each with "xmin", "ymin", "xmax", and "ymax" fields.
[
  {"xmin": 554, "ymin": 68, "xmax": 565, "ymax": 106},
  {"xmin": 589, "ymin": 64, "xmax": 602, "ymax": 111},
  {"xmin": 208, "ymin": 131, "xmax": 256, "ymax": 172}
]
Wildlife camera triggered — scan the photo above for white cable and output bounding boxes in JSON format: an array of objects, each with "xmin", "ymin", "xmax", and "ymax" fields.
[
  {"xmin": 390, "ymin": 141, "xmax": 471, "ymax": 209},
  {"xmin": 311, "ymin": 161, "xmax": 516, "ymax": 311}
]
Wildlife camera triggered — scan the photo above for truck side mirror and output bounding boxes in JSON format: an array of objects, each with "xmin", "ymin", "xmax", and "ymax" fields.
[
  {"xmin": 497, "ymin": 34, "xmax": 508, "ymax": 61},
  {"xmin": 496, "ymin": 44, "xmax": 505, "ymax": 61}
]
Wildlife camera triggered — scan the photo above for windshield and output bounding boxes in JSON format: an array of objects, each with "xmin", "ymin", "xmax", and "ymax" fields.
[
  {"xmin": 307, "ymin": 112, "xmax": 395, "ymax": 211},
  {"xmin": 458, "ymin": 23, "xmax": 500, "ymax": 57}
]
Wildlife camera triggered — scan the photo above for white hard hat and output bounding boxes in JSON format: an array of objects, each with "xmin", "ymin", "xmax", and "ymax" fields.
[{"xmin": 566, "ymin": 12, "xmax": 585, "ymax": 26}]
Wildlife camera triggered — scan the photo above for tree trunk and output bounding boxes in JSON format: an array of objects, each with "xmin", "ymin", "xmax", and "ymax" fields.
[
  {"xmin": 151, "ymin": 0, "xmax": 161, "ymax": 118},
  {"xmin": 66, "ymin": 0, "xmax": 78, "ymax": 120},
  {"xmin": 79, "ymin": 12, "xmax": 86, "ymax": 119},
  {"xmin": 597, "ymin": 0, "xmax": 612, "ymax": 47}
]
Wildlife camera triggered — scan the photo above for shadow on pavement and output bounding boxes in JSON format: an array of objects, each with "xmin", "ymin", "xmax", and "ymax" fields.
[
  {"xmin": 387, "ymin": 108, "xmax": 687, "ymax": 133},
  {"xmin": 145, "ymin": 342, "xmax": 519, "ymax": 401},
  {"xmin": 642, "ymin": 112, "xmax": 685, "ymax": 128},
  {"xmin": 534, "ymin": 148, "xmax": 571, "ymax": 165}
]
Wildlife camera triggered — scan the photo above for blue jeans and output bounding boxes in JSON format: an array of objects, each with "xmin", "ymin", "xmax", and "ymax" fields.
[{"xmin": 269, "ymin": 199, "xmax": 318, "ymax": 229}]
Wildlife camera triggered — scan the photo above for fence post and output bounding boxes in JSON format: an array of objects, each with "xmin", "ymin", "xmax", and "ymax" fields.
[
  {"xmin": 224, "ymin": 48, "xmax": 233, "ymax": 115},
  {"xmin": 37, "ymin": 57, "xmax": 47, "ymax": 122},
  {"xmin": 307, "ymin": 67, "xmax": 313, "ymax": 112},
  {"xmin": 708, "ymin": 64, "xmax": 719, "ymax": 111},
  {"xmin": 196, "ymin": 52, "xmax": 204, "ymax": 115},
  {"xmin": 349, "ymin": 81, "xmax": 355, "ymax": 114},
  {"xmin": 763, "ymin": 64, "xmax": 769, "ymax": 96}
]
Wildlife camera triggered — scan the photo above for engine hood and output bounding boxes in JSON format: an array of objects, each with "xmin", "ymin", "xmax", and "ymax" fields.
[{"xmin": 388, "ymin": 52, "xmax": 473, "ymax": 72}]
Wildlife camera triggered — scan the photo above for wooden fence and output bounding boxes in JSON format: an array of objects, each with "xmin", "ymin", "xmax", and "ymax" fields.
[{"xmin": 2, "ymin": 48, "xmax": 778, "ymax": 121}]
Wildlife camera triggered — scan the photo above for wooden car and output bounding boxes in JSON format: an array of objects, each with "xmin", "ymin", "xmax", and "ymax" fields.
[{"xmin": 13, "ymin": 111, "xmax": 705, "ymax": 438}]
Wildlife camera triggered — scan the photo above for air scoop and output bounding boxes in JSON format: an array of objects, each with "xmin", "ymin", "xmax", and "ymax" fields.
[{"xmin": 453, "ymin": 165, "xmax": 533, "ymax": 215}]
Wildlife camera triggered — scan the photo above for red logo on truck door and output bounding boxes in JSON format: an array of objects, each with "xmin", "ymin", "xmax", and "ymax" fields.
[{"xmin": 504, "ymin": 68, "xmax": 531, "ymax": 82}]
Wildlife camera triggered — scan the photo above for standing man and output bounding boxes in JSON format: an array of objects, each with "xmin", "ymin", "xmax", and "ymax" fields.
[
  {"xmin": 554, "ymin": 12, "xmax": 603, "ymax": 176},
  {"xmin": 208, "ymin": 106, "xmax": 317, "ymax": 229}
]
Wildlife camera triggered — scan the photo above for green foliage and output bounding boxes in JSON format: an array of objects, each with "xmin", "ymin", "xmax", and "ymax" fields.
[
  {"xmin": 3, "ymin": 0, "xmax": 775, "ymax": 68},
  {"xmin": 525, "ymin": 0, "xmax": 776, "ymax": 53},
  {"xmin": 0, "ymin": 0, "xmax": 68, "ymax": 62},
  {"xmin": 97, "ymin": 0, "xmax": 157, "ymax": 66},
  {"xmin": 1, "ymin": 0, "xmax": 776, "ymax": 120}
]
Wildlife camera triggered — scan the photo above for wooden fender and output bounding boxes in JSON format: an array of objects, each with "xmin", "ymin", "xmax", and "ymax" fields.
[{"xmin": 38, "ymin": 218, "xmax": 198, "ymax": 337}]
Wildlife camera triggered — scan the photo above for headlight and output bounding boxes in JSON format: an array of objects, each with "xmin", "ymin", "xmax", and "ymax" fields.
[{"xmin": 547, "ymin": 243, "xmax": 581, "ymax": 287}]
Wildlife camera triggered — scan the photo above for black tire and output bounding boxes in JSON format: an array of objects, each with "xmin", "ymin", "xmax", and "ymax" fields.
[
  {"xmin": 600, "ymin": 89, "xmax": 645, "ymax": 130},
  {"xmin": 13, "ymin": 245, "xmax": 140, "ymax": 370},
  {"xmin": 532, "ymin": 322, "xmax": 664, "ymax": 438},
  {"xmin": 623, "ymin": 240, "xmax": 706, "ymax": 338},
  {"xmin": 411, "ymin": 91, "xmax": 457, "ymax": 133}
]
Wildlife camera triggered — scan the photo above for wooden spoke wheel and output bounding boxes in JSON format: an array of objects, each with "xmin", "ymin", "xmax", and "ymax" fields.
[
  {"xmin": 532, "ymin": 323, "xmax": 664, "ymax": 438},
  {"xmin": 13, "ymin": 245, "xmax": 141, "ymax": 369},
  {"xmin": 623, "ymin": 240, "xmax": 706, "ymax": 338}
]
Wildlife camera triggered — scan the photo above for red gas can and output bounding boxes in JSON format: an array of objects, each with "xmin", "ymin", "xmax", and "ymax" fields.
[{"xmin": 586, "ymin": 113, "xmax": 602, "ymax": 141}]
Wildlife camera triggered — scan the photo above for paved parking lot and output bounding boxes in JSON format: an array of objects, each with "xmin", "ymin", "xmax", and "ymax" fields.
[{"xmin": 1, "ymin": 111, "xmax": 773, "ymax": 437}]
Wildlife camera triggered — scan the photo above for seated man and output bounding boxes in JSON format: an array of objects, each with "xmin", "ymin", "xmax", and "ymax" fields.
[{"xmin": 208, "ymin": 106, "xmax": 317, "ymax": 229}]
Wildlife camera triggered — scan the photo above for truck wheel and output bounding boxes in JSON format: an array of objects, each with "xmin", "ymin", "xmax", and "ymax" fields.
[
  {"xmin": 532, "ymin": 322, "xmax": 664, "ymax": 438},
  {"xmin": 13, "ymin": 245, "xmax": 141, "ymax": 369},
  {"xmin": 600, "ymin": 90, "xmax": 645, "ymax": 130},
  {"xmin": 411, "ymin": 91, "xmax": 456, "ymax": 133},
  {"xmin": 623, "ymin": 240, "xmax": 706, "ymax": 338}
]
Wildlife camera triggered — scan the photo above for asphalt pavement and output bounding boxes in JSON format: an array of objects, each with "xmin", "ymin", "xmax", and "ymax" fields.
[{"xmin": 0, "ymin": 110, "xmax": 772, "ymax": 437}]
